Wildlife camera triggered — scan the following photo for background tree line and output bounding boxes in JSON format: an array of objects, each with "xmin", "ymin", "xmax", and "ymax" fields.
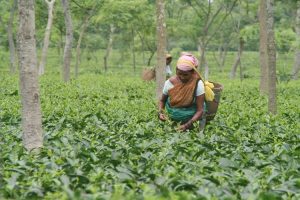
[{"xmin": 0, "ymin": 0, "xmax": 299, "ymax": 79}]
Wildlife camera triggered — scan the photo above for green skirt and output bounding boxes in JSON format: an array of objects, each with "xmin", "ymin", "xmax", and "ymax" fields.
[
  {"xmin": 165, "ymin": 98, "xmax": 197, "ymax": 123},
  {"xmin": 165, "ymin": 98, "xmax": 207, "ymax": 123}
]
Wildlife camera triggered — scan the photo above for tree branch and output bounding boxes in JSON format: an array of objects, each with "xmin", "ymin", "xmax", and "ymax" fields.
[
  {"xmin": 205, "ymin": 5, "xmax": 223, "ymax": 33},
  {"xmin": 194, "ymin": 0, "xmax": 208, "ymax": 16},
  {"xmin": 70, "ymin": 0, "xmax": 85, "ymax": 9},
  {"xmin": 204, "ymin": 0, "xmax": 238, "ymax": 46},
  {"xmin": 187, "ymin": 1, "xmax": 204, "ymax": 20}
]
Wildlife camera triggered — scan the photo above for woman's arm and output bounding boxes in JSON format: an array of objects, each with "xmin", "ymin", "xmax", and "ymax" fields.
[
  {"xmin": 158, "ymin": 94, "xmax": 168, "ymax": 121},
  {"xmin": 179, "ymin": 94, "xmax": 205, "ymax": 131}
]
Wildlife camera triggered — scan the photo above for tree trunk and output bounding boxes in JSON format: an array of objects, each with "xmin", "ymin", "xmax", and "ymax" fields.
[
  {"xmin": 131, "ymin": 28, "xmax": 136, "ymax": 72},
  {"xmin": 219, "ymin": 43, "xmax": 228, "ymax": 72},
  {"xmin": 194, "ymin": 0, "xmax": 237, "ymax": 78},
  {"xmin": 198, "ymin": 40, "xmax": 206, "ymax": 70},
  {"xmin": 138, "ymin": 34, "xmax": 146, "ymax": 65},
  {"xmin": 18, "ymin": 0, "xmax": 43, "ymax": 151},
  {"xmin": 103, "ymin": 24, "xmax": 114, "ymax": 72},
  {"xmin": 39, "ymin": 0, "xmax": 55, "ymax": 76},
  {"xmin": 198, "ymin": 43, "xmax": 209, "ymax": 79},
  {"xmin": 292, "ymin": 52, "xmax": 300, "ymax": 80},
  {"xmin": 8, "ymin": 0, "xmax": 18, "ymax": 74},
  {"xmin": 220, "ymin": 47, "xmax": 227, "ymax": 72},
  {"xmin": 61, "ymin": 0, "xmax": 73, "ymax": 82},
  {"xmin": 155, "ymin": 0, "xmax": 167, "ymax": 99},
  {"xmin": 230, "ymin": 37, "xmax": 244, "ymax": 79},
  {"xmin": 213, "ymin": 43, "xmax": 228, "ymax": 72},
  {"xmin": 259, "ymin": 0, "xmax": 268, "ymax": 94},
  {"xmin": 137, "ymin": 31, "xmax": 154, "ymax": 66},
  {"xmin": 147, "ymin": 50, "xmax": 155, "ymax": 66},
  {"xmin": 266, "ymin": 0, "xmax": 277, "ymax": 114},
  {"xmin": 58, "ymin": 30, "xmax": 64, "ymax": 61},
  {"xmin": 75, "ymin": 15, "xmax": 89, "ymax": 78},
  {"xmin": 204, "ymin": 56, "xmax": 209, "ymax": 80},
  {"xmin": 212, "ymin": 50, "xmax": 221, "ymax": 71},
  {"xmin": 292, "ymin": 1, "xmax": 300, "ymax": 80}
]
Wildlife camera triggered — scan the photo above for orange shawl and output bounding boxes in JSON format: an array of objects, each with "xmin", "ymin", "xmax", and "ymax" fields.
[{"xmin": 168, "ymin": 77, "xmax": 198, "ymax": 108}]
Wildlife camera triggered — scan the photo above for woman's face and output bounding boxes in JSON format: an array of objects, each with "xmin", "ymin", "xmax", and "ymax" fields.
[
  {"xmin": 176, "ymin": 68, "xmax": 194, "ymax": 83},
  {"xmin": 166, "ymin": 57, "xmax": 172, "ymax": 65}
]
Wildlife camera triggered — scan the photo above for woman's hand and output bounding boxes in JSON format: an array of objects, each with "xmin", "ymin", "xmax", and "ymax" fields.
[
  {"xmin": 158, "ymin": 94, "xmax": 168, "ymax": 121},
  {"xmin": 158, "ymin": 112, "xmax": 167, "ymax": 121},
  {"xmin": 178, "ymin": 121, "xmax": 192, "ymax": 131}
]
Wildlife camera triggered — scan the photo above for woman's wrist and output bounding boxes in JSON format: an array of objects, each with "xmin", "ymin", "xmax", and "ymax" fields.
[
  {"xmin": 185, "ymin": 120, "xmax": 193, "ymax": 128},
  {"xmin": 158, "ymin": 110, "xmax": 164, "ymax": 118}
]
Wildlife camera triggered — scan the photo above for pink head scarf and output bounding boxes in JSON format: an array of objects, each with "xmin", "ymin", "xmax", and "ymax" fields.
[{"xmin": 176, "ymin": 52, "xmax": 199, "ymax": 71}]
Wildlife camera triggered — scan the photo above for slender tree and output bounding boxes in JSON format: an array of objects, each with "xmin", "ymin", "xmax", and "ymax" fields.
[
  {"xmin": 75, "ymin": 15, "xmax": 89, "ymax": 77},
  {"xmin": 8, "ymin": 0, "xmax": 18, "ymax": 74},
  {"xmin": 292, "ymin": 1, "xmax": 300, "ymax": 80},
  {"xmin": 230, "ymin": 37, "xmax": 244, "ymax": 79},
  {"xmin": 18, "ymin": 0, "xmax": 43, "ymax": 151},
  {"xmin": 266, "ymin": 0, "xmax": 277, "ymax": 114},
  {"xmin": 185, "ymin": 0, "xmax": 238, "ymax": 79},
  {"xmin": 229, "ymin": 10, "xmax": 242, "ymax": 79},
  {"xmin": 259, "ymin": 0, "xmax": 268, "ymax": 94},
  {"xmin": 156, "ymin": 0, "xmax": 167, "ymax": 99},
  {"xmin": 38, "ymin": 0, "xmax": 55, "ymax": 75},
  {"xmin": 103, "ymin": 24, "xmax": 114, "ymax": 72},
  {"xmin": 131, "ymin": 27, "xmax": 136, "ymax": 72},
  {"xmin": 73, "ymin": 1, "xmax": 101, "ymax": 77},
  {"xmin": 212, "ymin": 32, "xmax": 229, "ymax": 72},
  {"xmin": 61, "ymin": 0, "xmax": 73, "ymax": 82}
]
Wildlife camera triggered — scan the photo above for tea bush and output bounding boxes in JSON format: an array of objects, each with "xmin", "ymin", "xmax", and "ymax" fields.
[{"xmin": 0, "ymin": 73, "xmax": 299, "ymax": 199}]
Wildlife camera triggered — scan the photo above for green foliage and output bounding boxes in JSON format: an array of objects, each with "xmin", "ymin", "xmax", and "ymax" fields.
[
  {"xmin": 240, "ymin": 23, "xmax": 260, "ymax": 51},
  {"xmin": 275, "ymin": 28, "xmax": 296, "ymax": 52},
  {"xmin": 1, "ymin": 0, "xmax": 300, "ymax": 197},
  {"xmin": 0, "ymin": 0, "xmax": 18, "ymax": 50},
  {"xmin": 1, "ymin": 0, "xmax": 300, "ymax": 53},
  {"xmin": 0, "ymin": 67, "xmax": 300, "ymax": 199}
]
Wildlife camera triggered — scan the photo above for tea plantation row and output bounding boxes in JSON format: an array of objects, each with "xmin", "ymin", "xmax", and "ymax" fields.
[{"xmin": 0, "ymin": 74, "xmax": 299, "ymax": 199}]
